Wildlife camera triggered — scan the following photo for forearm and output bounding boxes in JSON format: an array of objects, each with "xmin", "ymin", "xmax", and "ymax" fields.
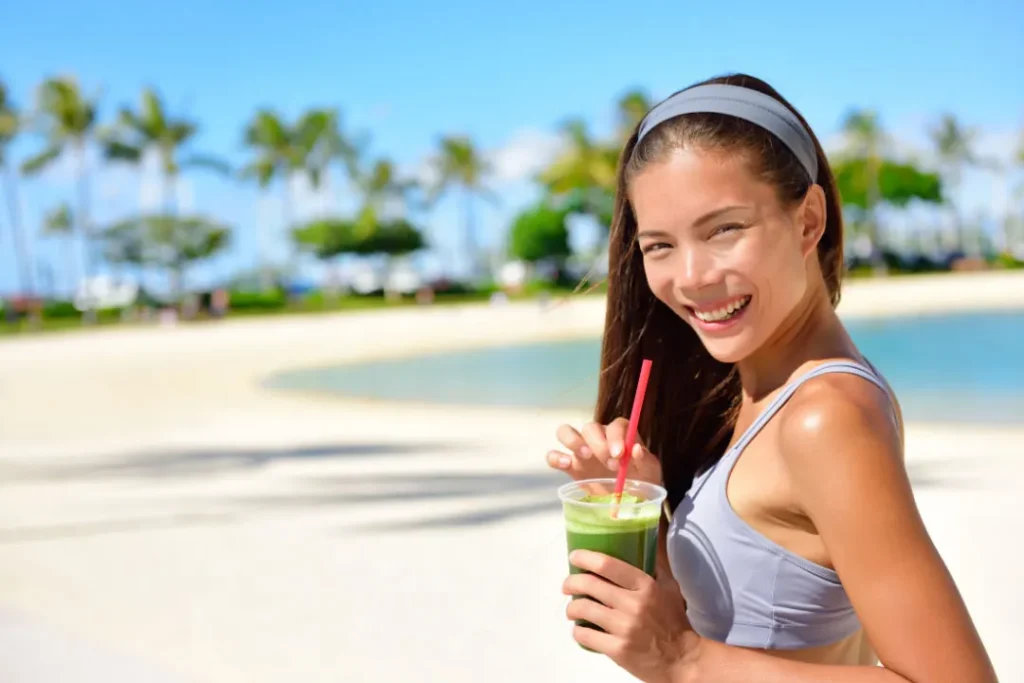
[{"xmin": 678, "ymin": 638, "xmax": 912, "ymax": 683}]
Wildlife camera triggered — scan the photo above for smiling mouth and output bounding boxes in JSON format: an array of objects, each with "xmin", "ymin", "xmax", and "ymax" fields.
[{"xmin": 688, "ymin": 295, "xmax": 752, "ymax": 323}]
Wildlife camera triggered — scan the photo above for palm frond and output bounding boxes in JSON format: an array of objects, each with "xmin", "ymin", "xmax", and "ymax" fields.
[
  {"xmin": 182, "ymin": 153, "xmax": 231, "ymax": 175},
  {"xmin": 20, "ymin": 145, "xmax": 61, "ymax": 174},
  {"xmin": 141, "ymin": 88, "xmax": 166, "ymax": 136},
  {"xmin": 42, "ymin": 203, "xmax": 74, "ymax": 236},
  {"xmin": 104, "ymin": 140, "xmax": 143, "ymax": 164},
  {"xmin": 239, "ymin": 158, "xmax": 277, "ymax": 187}
]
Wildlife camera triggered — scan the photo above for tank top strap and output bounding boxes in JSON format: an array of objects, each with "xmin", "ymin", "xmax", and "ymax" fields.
[{"xmin": 727, "ymin": 360, "xmax": 887, "ymax": 458}]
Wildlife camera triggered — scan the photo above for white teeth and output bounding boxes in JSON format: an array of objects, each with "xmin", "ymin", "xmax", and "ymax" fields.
[{"xmin": 694, "ymin": 297, "xmax": 750, "ymax": 323}]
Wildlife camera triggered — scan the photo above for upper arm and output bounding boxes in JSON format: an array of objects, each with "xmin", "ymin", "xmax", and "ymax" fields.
[{"xmin": 779, "ymin": 379, "xmax": 996, "ymax": 682}]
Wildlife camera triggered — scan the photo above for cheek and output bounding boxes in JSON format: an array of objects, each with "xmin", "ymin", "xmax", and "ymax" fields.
[
  {"xmin": 754, "ymin": 232, "xmax": 809, "ymax": 313},
  {"xmin": 643, "ymin": 262, "xmax": 674, "ymax": 302}
]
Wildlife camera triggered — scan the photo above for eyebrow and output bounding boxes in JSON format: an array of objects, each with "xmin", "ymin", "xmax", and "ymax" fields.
[{"xmin": 636, "ymin": 205, "xmax": 750, "ymax": 238}]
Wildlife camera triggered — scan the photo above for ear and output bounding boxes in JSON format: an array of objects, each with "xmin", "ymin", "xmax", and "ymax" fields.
[{"xmin": 797, "ymin": 184, "xmax": 827, "ymax": 259}]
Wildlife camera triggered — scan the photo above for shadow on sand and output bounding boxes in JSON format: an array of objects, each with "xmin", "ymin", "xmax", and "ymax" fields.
[
  {"xmin": 0, "ymin": 441, "xmax": 463, "ymax": 482},
  {"xmin": 0, "ymin": 441, "xmax": 1000, "ymax": 544},
  {"xmin": 0, "ymin": 512, "xmax": 236, "ymax": 544},
  {"xmin": 226, "ymin": 469, "xmax": 567, "ymax": 533}
]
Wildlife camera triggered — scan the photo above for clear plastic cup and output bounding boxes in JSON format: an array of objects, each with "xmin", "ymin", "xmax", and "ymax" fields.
[{"xmin": 558, "ymin": 478, "xmax": 667, "ymax": 644}]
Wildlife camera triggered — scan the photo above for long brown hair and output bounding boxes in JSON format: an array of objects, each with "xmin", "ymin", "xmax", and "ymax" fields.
[{"xmin": 594, "ymin": 73, "xmax": 845, "ymax": 512}]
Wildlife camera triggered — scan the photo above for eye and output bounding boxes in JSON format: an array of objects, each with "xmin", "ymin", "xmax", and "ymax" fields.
[
  {"xmin": 710, "ymin": 223, "xmax": 746, "ymax": 238},
  {"xmin": 640, "ymin": 242, "xmax": 671, "ymax": 255}
]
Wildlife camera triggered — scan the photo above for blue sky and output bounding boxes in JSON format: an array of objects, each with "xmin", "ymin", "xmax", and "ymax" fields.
[{"xmin": 2, "ymin": 0, "xmax": 1023, "ymax": 295}]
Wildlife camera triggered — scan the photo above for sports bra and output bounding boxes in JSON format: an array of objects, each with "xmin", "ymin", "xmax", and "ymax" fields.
[{"xmin": 666, "ymin": 360, "xmax": 891, "ymax": 649}]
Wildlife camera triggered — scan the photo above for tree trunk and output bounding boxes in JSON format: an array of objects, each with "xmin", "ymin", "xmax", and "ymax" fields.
[
  {"xmin": 281, "ymin": 174, "xmax": 296, "ymax": 295},
  {"xmin": 75, "ymin": 142, "xmax": 97, "ymax": 323},
  {"xmin": 170, "ymin": 264, "xmax": 184, "ymax": 304},
  {"xmin": 62, "ymin": 239, "xmax": 75, "ymax": 297},
  {"xmin": 943, "ymin": 165, "xmax": 965, "ymax": 253},
  {"xmin": 256, "ymin": 190, "xmax": 270, "ymax": 293},
  {"xmin": 319, "ymin": 169, "xmax": 330, "ymax": 217},
  {"xmin": 75, "ymin": 142, "xmax": 92, "ymax": 281},
  {"xmin": 281, "ymin": 174, "xmax": 293, "ymax": 234},
  {"xmin": 866, "ymin": 154, "xmax": 884, "ymax": 269},
  {"xmin": 2, "ymin": 166, "xmax": 34, "ymax": 294},
  {"xmin": 952, "ymin": 208, "xmax": 966, "ymax": 254},
  {"xmin": 463, "ymin": 187, "xmax": 477, "ymax": 282},
  {"xmin": 164, "ymin": 171, "xmax": 178, "ymax": 215}
]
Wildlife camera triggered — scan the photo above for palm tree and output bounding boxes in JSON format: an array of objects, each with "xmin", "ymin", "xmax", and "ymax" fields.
[
  {"xmin": 40, "ymin": 203, "xmax": 76, "ymax": 295},
  {"xmin": 103, "ymin": 87, "xmax": 229, "ymax": 213},
  {"xmin": 21, "ymin": 77, "xmax": 100, "ymax": 286},
  {"xmin": 930, "ymin": 114, "xmax": 980, "ymax": 253},
  {"xmin": 841, "ymin": 108, "xmax": 887, "ymax": 263},
  {"xmin": 428, "ymin": 135, "xmax": 496, "ymax": 281},
  {"xmin": 0, "ymin": 79, "xmax": 35, "ymax": 294},
  {"xmin": 242, "ymin": 108, "xmax": 357, "ymax": 287},
  {"xmin": 241, "ymin": 109, "xmax": 301, "ymax": 287},
  {"xmin": 292, "ymin": 108, "xmax": 358, "ymax": 215},
  {"xmin": 355, "ymin": 157, "xmax": 417, "ymax": 228},
  {"xmin": 1009, "ymin": 128, "xmax": 1024, "ymax": 255},
  {"xmin": 538, "ymin": 119, "xmax": 618, "ymax": 229},
  {"xmin": 345, "ymin": 155, "xmax": 421, "ymax": 295},
  {"xmin": 615, "ymin": 88, "xmax": 653, "ymax": 143}
]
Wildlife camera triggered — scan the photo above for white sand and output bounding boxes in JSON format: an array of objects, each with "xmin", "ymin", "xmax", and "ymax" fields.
[{"xmin": 0, "ymin": 271, "xmax": 1022, "ymax": 682}]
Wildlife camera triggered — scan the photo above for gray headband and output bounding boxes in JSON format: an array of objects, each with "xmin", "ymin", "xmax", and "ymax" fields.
[{"xmin": 636, "ymin": 84, "xmax": 818, "ymax": 181}]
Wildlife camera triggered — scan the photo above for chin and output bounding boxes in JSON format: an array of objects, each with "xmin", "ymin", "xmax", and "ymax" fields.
[{"xmin": 700, "ymin": 340, "xmax": 753, "ymax": 364}]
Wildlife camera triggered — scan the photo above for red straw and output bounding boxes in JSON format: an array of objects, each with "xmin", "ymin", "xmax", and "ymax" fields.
[{"xmin": 613, "ymin": 358, "xmax": 653, "ymax": 508}]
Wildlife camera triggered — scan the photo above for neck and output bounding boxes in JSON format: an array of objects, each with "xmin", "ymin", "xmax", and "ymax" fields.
[{"xmin": 736, "ymin": 280, "xmax": 853, "ymax": 400}]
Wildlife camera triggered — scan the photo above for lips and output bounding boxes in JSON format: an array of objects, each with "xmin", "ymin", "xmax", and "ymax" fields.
[
  {"xmin": 689, "ymin": 295, "xmax": 751, "ymax": 322},
  {"xmin": 684, "ymin": 295, "xmax": 752, "ymax": 332}
]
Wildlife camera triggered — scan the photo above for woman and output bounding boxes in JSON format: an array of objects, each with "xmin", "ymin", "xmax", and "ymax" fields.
[{"xmin": 546, "ymin": 73, "xmax": 997, "ymax": 682}]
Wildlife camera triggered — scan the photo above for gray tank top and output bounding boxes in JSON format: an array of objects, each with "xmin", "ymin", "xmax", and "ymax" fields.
[{"xmin": 666, "ymin": 360, "xmax": 891, "ymax": 650}]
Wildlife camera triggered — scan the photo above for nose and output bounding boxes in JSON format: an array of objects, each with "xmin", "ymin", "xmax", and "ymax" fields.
[{"xmin": 675, "ymin": 243, "xmax": 717, "ymax": 291}]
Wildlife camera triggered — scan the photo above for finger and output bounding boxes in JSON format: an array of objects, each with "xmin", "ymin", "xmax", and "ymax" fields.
[
  {"xmin": 569, "ymin": 550, "xmax": 649, "ymax": 591},
  {"xmin": 605, "ymin": 417, "xmax": 629, "ymax": 464},
  {"xmin": 546, "ymin": 449, "xmax": 573, "ymax": 470},
  {"xmin": 572, "ymin": 623, "xmax": 622, "ymax": 655},
  {"xmin": 580, "ymin": 421, "xmax": 614, "ymax": 470},
  {"xmin": 563, "ymin": 572, "xmax": 627, "ymax": 609},
  {"xmin": 628, "ymin": 443, "xmax": 660, "ymax": 479},
  {"xmin": 555, "ymin": 424, "xmax": 590, "ymax": 459},
  {"xmin": 566, "ymin": 598, "xmax": 626, "ymax": 636},
  {"xmin": 631, "ymin": 442, "xmax": 645, "ymax": 462}
]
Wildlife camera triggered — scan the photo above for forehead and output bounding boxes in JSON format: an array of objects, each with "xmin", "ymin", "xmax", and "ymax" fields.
[{"xmin": 629, "ymin": 149, "xmax": 776, "ymax": 228}]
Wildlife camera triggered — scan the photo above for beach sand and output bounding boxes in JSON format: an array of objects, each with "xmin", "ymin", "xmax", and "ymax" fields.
[{"xmin": 0, "ymin": 270, "xmax": 1022, "ymax": 682}]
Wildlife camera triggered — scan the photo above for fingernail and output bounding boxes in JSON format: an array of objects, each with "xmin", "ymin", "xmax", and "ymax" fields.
[
  {"xmin": 610, "ymin": 443, "xmax": 622, "ymax": 457},
  {"xmin": 633, "ymin": 444, "xmax": 642, "ymax": 458},
  {"xmin": 580, "ymin": 446, "xmax": 591, "ymax": 458},
  {"xmin": 559, "ymin": 456, "xmax": 571, "ymax": 467}
]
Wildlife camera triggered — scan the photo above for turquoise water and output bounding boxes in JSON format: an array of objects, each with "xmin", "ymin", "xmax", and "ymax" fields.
[{"xmin": 266, "ymin": 311, "xmax": 1024, "ymax": 424}]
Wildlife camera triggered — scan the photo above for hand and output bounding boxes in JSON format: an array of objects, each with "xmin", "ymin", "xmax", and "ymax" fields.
[
  {"xmin": 563, "ymin": 550, "xmax": 700, "ymax": 683},
  {"xmin": 546, "ymin": 417, "xmax": 663, "ymax": 484}
]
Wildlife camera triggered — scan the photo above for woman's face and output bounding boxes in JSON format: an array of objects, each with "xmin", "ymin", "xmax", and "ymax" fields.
[{"xmin": 631, "ymin": 148, "xmax": 822, "ymax": 363}]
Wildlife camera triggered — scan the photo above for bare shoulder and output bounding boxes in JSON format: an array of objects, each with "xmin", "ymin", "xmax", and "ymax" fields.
[
  {"xmin": 772, "ymin": 369, "xmax": 998, "ymax": 681},
  {"xmin": 776, "ymin": 369, "xmax": 904, "ymax": 477}
]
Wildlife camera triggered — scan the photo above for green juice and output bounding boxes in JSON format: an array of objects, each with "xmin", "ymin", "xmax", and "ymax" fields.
[{"xmin": 564, "ymin": 493, "xmax": 660, "ymax": 634}]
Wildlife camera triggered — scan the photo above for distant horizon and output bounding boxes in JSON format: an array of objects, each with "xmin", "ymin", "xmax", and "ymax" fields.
[{"xmin": 2, "ymin": 0, "xmax": 1022, "ymax": 296}]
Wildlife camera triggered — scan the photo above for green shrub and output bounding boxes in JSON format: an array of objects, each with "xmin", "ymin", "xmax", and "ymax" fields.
[
  {"xmin": 991, "ymin": 252, "xmax": 1024, "ymax": 270},
  {"xmin": 42, "ymin": 301, "xmax": 80, "ymax": 318},
  {"xmin": 228, "ymin": 290, "xmax": 288, "ymax": 311}
]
